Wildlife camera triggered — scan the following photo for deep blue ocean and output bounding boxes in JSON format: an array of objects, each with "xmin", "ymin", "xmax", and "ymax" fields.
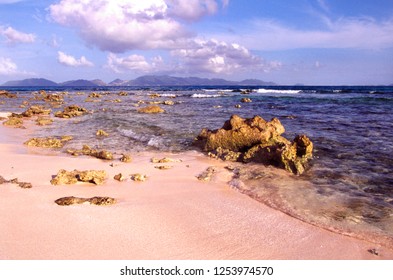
[{"xmin": 1, "ymin": 85, "xmax": 393, "ymax": 247}]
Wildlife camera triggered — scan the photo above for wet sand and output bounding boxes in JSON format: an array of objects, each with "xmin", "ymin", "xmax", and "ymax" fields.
[{"xmin": 0, "ymin": 124, "xmax": 392, "ymax": 260}]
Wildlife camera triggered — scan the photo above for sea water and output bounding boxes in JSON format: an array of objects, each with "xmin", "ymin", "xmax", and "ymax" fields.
[{"xmin": 1, "ymin": 85, "xmax": 392, "ymax": 247}]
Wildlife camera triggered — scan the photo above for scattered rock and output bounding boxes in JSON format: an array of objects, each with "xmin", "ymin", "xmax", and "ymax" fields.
[
  {"xmin": 114, "ymin": 173, "xmax": 126, "ymax": 181},
  {"xmin": 0, "ymin": 90, "xmax": 17, "ymax": 98},
  {"xmin": 55, "ymin": 105, "xmax": 88, "ymax": 118},
  {"xmin": 118, "ymin": 91, "xmax": 128, "ymax": 96},
  {"xmin": 24, "ymin": 136, "xmax": 72, "ymax": 148},
  {"xmin": 88, "ymin": 92, "xmax": 102, "ymax": 98},
  {"xmin": 36, "ymin": 117, "xmax": 53, "ymax": 126},
  {"xmin": 197, "ymin": 166, "xmax": 217, "ymax": 181},
  {"xmin": 154, "ymin": 165, "xmax": 173, "ymax": 170},
  {"xmin": 235, "ymin": 104, "xmax": 241, "ymax": 108},
  {"xmin": 151, "ymin": 157, "xmax": 182, "ymax": 163},
  {"xmin": 50, "ymin": 169, "xmax": 107, "ymax": 185},
  {"xmin": 131, "ymin": 173, "xmax": 147, "ymax": 182},
  {"xmin": 194, "ymin": 114, "xmax": 313, "ymax": 175},
  {"xmin": 163, "ymin": 100, "xmax": 175, "ymax": 106},
  {"xmin": 120, "ymin": 154, "xmax": 132, "ymax": 163},
  {"xmin": 21, "ymin": 105, "xmax": 51, "ymax": 117},
  {"xmin": 2, "ymin": 117, "xmax": 24, "ymax": 127},
  {"xmin": 137, "ymin": 105, "xmax": 165, "ymax": 114},
  {"xmin": 55, "ymin": 196, "xmax": 116, "ymax": 206},
  {"xmin": 149, "ymin": 93, "xmax": 161, "ymax": 98},
  {"xmin": 0, "ymin": 176, "xmax": 32, "ymax": 188},
  {"xmin": 96, "ymin": 129, "xmax": 109, "ymax": 137},
  {"xmin": 66, "ymin": 145, "xmax": 113, "ymax": 160},
  {"xmin": 241, "ymin": 98, "xmax": 252, "ymax": 103}
]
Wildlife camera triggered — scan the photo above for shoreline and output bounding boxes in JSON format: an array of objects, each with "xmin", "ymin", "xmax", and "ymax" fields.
[{"xmin": 1, "ymin": 124, "xmax": 393, "ymax": 259}]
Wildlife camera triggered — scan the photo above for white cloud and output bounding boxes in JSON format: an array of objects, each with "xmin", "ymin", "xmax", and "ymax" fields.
[
  {"xmin": 171, "ymin": 39, "xmax": 281, "ymax": 74},
  {"xmin": 49, "ymin": 0, "xmax": 226, "ymax": 52},
  {"xmin": 224, "ymin": 17, "xmax": 393, "ymax": 51},
  {"xmin": 0, "ymin": 26, "xmax": 35, "ymax": 44},
  {"xmin": 57, "ymin": 51, "xmax": 94, "ymax": 67},
  {"xmin": 0, "ymin": 56, "xmax": 18, "ymax": 75},
  {"xmin": 106, "ymin": 53, "xmax": 163, "ymax": 73}
]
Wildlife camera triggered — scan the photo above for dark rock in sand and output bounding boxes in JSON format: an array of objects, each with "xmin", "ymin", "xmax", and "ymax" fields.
[
  {"xmin": 55, "ymin": 196, "xmax": 116, "ymax": 206},
  {"xmin": 50, "ymin": 169, "xmax": 107, "ymax": 185},
  {"xmin": 197, "ymin": 166, "xmax": 217, "ymax": 181},
  {"xmin": 195, "ymin": 114, "xmax": 313, "ymax": 175}
]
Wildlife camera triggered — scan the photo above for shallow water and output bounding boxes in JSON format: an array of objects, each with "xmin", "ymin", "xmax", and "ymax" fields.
[{"xmin": 1, "ymin": 85, "xmax": 393, "ymax": 246}]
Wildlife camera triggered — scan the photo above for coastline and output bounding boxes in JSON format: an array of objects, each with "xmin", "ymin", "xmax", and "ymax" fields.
[{"xmin": 1, "ymin": 124, "xmax": 393, "ymax": 260}]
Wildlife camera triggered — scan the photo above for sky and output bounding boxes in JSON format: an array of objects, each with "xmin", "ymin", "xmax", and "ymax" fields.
[{"xmin": 0, "ymin": 0, "xmax": 392, "ymax": 85}]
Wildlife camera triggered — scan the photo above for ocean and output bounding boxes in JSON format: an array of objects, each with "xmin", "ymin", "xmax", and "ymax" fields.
[{"xmin": 1, "ymin": 85, "xmax": 393, "ymax": 247}]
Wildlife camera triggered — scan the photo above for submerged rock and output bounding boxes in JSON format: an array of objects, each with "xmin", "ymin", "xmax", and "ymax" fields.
[
  {"xmin": 241, "ymin": 98, "xmax": 252, "ymax": 103},
  {"xmin": 137, "ymin": 105, "xmax": 165, "ymax": 114},
  {"xmin": 55, "ymin": 105, "xmax": 88, "ymax": 118},
  {"xmin": 194, "ymin": 114, "xmax": 313, "ymax": 175},
  {"xmin": 55, "ymin": 196, "xmax": 116, "ymax": 206},
  {"xmin": 24, "ymin": 136, "xmax": 72, "ymax": 148},
  {"xmin": 96, "ymin": 129, "xmax": 109, "ymax": 137},
  {"xmin": 50, "ymin": 169, "xmax": 107, "ymax": 185}
]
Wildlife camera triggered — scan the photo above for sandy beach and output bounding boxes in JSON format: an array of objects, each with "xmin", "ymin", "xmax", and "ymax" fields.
[{"xmin": 1, "ymin": 123, "xmax": 392, "ymax": 260}]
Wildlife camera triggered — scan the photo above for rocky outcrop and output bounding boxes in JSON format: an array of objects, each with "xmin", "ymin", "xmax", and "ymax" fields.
[
  {"xmin": 194, "ymin": 115, "xmax": 313, "ymax": 175},
  {"xmin": 2, "ymin": 117, "xmax": 24, "ymax": 128},
  {"xmin": 50, "ymin": 169, "xmax": 107, "ymax": 185},
  {"xmin": 137, "ymin": 105, "xmax": 165, "ymax": 114},
  {"xmin": 24, "ymin": 136, "xmax": 73, "ymax": 148},
  {"xmin": 36, "ymin": 117, "xmax": 53, "ymax": 126},
  {"xmin": 21, "ymin": 105, "xmax": 51, "ymax": 117},
  {"xmin": 55, "ymin": 196, "xmax": 116, "ymax": 206},
  {"xmin": 55, "ymin": 105, "xmax": 88, "ymax": 118}
]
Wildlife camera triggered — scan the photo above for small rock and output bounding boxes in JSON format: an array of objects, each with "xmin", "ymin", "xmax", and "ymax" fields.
[
  {"xmin": 96, "ymin": 129, "xmax": 109, "ymax": 137},
  {"xmin": 368, "ymin": 249, "xmax": 379, "ymax": 256},
  {"xmin": 131, "ymin": 174, "xmax": 147, "ymax": 182},
  {"xmin": 235, "ymin": 104, "xmax": 241, "ymax": 108},
  {"xmin": 55, "ymin": 196, "xmax": 116, "ymax": 206},
  {"xmin": 151, "ymin": 157, "xmax": 182, "ymax": 163},
  {"xmin": 114, "ymin": 173, "xmax": 126, "ymax": 182},
  {"xmin": 241, "ymin": 98, "xmax": 252, "ymax": 103},
  {"xmin": 154, "ymin": 165, "xmax": 173, "ymax": 170},
  {"xmin": 120, "ymin": 154, "xmax": 132, "ymax": 163},
  {"xmin": 197, "ymin": 166, "xmax": 217, "ymax": 181}
]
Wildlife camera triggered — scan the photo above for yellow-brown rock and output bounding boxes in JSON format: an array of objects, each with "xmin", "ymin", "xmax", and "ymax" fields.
[
  {"xmin": 137, "ymin": 105, "xmax": 165, "ymax": 114},
  {"xmin": 55, "ymin": 196, "xmax": 116, "ymax": 206},
  {"xmin": 50, "ymin": 169, "xmax": 107, "ymax": 185}
]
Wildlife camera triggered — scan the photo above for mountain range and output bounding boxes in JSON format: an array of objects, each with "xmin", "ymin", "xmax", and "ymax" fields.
[{"xmin": 1, "ymin": 75, "xmax": 276, "ymax": 87}]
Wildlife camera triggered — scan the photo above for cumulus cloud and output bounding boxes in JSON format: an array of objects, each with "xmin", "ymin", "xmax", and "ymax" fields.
[
  {"xmin": 49, "ymin": 0, "xmax": 227, "ymax": 52},
  {"xmin": 0, "ymin": 56, "xmax": 18, "ymax": 75},
  {"xmin": 57, "ymin": 51, "xmax": 94, "ymax": 67},
  {"xmin": 0, "ymin": 26, "xmax": 35, "ymax": 44},
  {"xmin": 225, "ymin": 17, "xmax": 393, "ymax": 51},
  {"xmin": 106, "ymin": 53, "xmax": 164, "ymax": 73},
  {"xmin": 171, "ymin": 39, "xmax": 281, "ymax": 74}
]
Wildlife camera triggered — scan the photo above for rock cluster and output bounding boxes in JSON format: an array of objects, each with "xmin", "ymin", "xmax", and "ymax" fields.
[
  {"xmin": 55, "ymin": 196, "xmax": 116, "ymax": 206},
  {"xmin": 0, "ymin": 175, "xmax": 32, "ymax": 188},
  {"xmin": 55, "ymin": 105, "xmax": 88, "ymax": 118},
  {"xmin": 0, "ymin": 90, "xmax": 16, "ymax": 98},
  {"xmin": 195, "ymin": 114, "xmax": 313, "ymax": 175},
  {"xmin": 50, "ymin": 169, "xmax": 107, "ymax": 185},
  {"xmin": 24, "ymin": 136, "xmax": 73, "ymax": 148},
  {"xmin": 66, "ymin": 145, "xmax": 113, "ymax": 160}
]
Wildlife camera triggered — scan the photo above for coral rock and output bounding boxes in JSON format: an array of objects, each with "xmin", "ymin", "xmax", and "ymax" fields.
[
  {"xmin": 24, "ymin": 136, "xmax": 72, "ymax": 148},
  {"xmin": 50, "ymin": 169, "xmax": 107, "ymax": 185},
  {"xmin": 96, "ymin": 129, "xmax": 109, "ymax": 137},
  {"xmin": 55, "ymin": 196, "xmax": 116, "ymax": 206},
  {"xmin": 131, "ymin": 173, "xmax": 147, "ymax": 182},
  {"xmin": 55, "ymin": 105, "xmax": 88, "ymax": 118},
  {"xmin": 137, "ymin": 105, "xmax": 165, "ymax": 114}
]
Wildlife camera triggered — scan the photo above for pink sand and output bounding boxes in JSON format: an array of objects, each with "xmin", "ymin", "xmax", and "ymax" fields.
[{"xmin": 0, "ymin": 124, "xmax": 392, "ymax": 260}]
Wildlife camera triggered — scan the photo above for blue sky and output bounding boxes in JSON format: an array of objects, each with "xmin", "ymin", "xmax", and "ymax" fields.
[{"xmin": 0, "ymin": 0, "xmax": 392, "ymax": 85}]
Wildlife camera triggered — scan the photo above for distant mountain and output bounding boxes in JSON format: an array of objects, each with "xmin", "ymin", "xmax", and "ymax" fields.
[
  {"xmin": 125, "ymin": 75, "xmax": 276, "ymax": 86},
  {"xmin": 2, "ymin": 75, "xmax": 276, "ymax": 87},
  {"xmin": 2, "ymin": 78, "xmax": 58, "ymax": 87},
  {"xmin": 60, "ymin": 79, "xmax": 105, "ymax": 87},
  {"xmin": 108, "ymin": 79, "xmax": 127, "ymax": 86}
]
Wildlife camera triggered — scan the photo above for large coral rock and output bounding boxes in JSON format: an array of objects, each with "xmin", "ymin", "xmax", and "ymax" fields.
[
  {"xmin": 55, "ymin": 105, "xmax": 88, "ymax": 118},
  {"xmin": 55, "ymin": 196, "xmax": 116, "ymax": 206},
  {"xmin": 195, "ymin": 115, "xmax": 313, "ymax": 174},
  {"xmin": 50, "ymin": 169, "xmax": 107, "ymax": 185},
  {"xmin": 66, "ymin": 145, "xmax": 113, "ymax": 160},
  {"xmin": 21, "ymin": 105, "xmax": 51, "ymax": 117}
]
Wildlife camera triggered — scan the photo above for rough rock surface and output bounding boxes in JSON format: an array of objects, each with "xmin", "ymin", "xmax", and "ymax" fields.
[
  {"xmin": 66, "ymin": 145, "xmax": 113, "ymax": 160},
  {"xmin": 137, "ymin": 105, "xmax": 165, "ymax": 114},
  {"xmin": 21, "ymin": 105, "xmax": 51, "ymax": 117},
  {"xmin": 50, "ymin": 169, "xmax": 107, "ymax": 185},
  {"xmin": 55, "ymin": 105, "xmax": 88, "ymax": 118},
  {"xmin": 55, "ymin": 196, "xmax": 116, "ymax": 206},
  {"xmin": 131, "ymin": 174, "xmax": 147, "ymax": 182},
  {"xmin": 2, "ymin": 117, "xmax": 24, "ymax": 127},
  {"xmin": 196, "ymin": 166, "xmax": 217, "ymax": 181},
  {"xmin": 0, "ymin": 176, "xmax": 32, "ymax": 188},
  {"xmin": 24, "ymin": 136, "xmax": 73, "ymax": 148},
  {"xmin": 195, "ymin": 114, "xmax": 313, "ymax": 175}
]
